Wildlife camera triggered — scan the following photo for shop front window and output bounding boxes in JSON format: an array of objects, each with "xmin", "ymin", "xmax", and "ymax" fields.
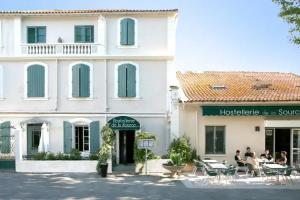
[{"xmin": 205, "ymin": 126, "xmax": 225, "ymax": 154}]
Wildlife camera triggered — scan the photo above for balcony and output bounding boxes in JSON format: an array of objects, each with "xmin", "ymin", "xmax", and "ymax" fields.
[{"xmin": 21, "ymin": 43, "xmax": 104, "ymax": 56}]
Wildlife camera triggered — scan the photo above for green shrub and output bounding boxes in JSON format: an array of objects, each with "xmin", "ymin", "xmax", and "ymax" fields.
[
  {"xmin": 32, "ymin": 152, "xmax": 47, "ymax": 160},
  {"xmin": 168, "ymin": 136, "xmax": 196, "ymax": 164},
  {"xmin": 169, "ymin": 150, "xmax": 184, "ymax": 166},
  {"xmin": 63, "ymin": 154, "xmax": 70, "ymax": 160},
  {"xmin": 46, "ymin": 152, "xmax": 56, "ymax": 160},
  {"xmin": 69, "ymin": 149, "xmax": 81, "ymax": 160},
  {"xmin": 89, "ymin": 153, "xmax": 99, "ymax": 160},
  {"xmin": 134, "ymin": 132, "xmax": 156, "ymax": 163},
  {"xmin": 161, "ymin": 154, "xmax": 169, "ymax": 159},
  {"xmin": 55, "ymin": 152, "xmax": 65, "ymax": 160}
]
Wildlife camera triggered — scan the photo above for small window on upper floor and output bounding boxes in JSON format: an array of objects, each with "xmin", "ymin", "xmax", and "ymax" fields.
[
  {"xmin": 74, "ymin": 25, "xmax": 94, "ymax": 43},
  {"xmin": 72, "ymin": 64, "xmax": 90, "ymax": 98},
  {"xmin": 27, "ymin": 65, "xmax": 46, "ymax": 97},
  {"xmin": 120, "ymin": 18, "xmax": 135, "ymax": 46},
  {"xmin": 27, "ymin": 26, "xmax": 46, "ymax": 43}
]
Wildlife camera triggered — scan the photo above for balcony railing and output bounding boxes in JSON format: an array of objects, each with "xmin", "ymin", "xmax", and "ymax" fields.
[{"xmin": 21, "ymin": 43, "xmax": 104, "ymax": 56}]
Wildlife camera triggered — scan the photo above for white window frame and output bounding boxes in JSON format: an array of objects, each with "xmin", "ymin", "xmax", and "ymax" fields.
[
  {"xmin": 68, "ymin": 61, "xmax": 93, "ymax": 100},
  {"xmin": 24, "ymin": 62, "xmax": 48, "ymax": 100},
  {"xmin": 0, "ymin": 65, "xmax": 3, "ymax": 99},
  {"xmin": 117, "ymin": 17, "xmax": 138, "ymax": 48},
  {"xmin": 69, "ymin": 118, "xmax": 92, "ymax": 154},
  {"xmin": 114, "ymin": 61, "xmax": 140, "ymax": 99}
]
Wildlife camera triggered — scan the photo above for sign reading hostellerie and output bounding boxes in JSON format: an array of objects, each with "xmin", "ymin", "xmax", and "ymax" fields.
[
  {"xmin": 202, "ymin": 106, "xmax": 300, "ymax": 116},
  {"xmin": 108, "ymin": 116, "xmax": 141, "ymax": 130}
]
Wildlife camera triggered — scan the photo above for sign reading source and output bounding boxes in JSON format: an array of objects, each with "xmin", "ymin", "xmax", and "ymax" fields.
[
  {"xmin": 108, "ymin": 116, "xmax": 140, "ymax": 130},
  {"xmin": 138, "ymin": 139, "xmax": 155, "ymax": 149},
  {"xmin": 202, "ymin": 106, "xmax": 300, "ymax": 116}
]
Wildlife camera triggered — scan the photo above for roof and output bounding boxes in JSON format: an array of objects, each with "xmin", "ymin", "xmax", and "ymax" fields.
[
  {"xmin": 0, "ymin": 9, "xmax": 178, "ymax": 16},
  {"xmin": 176, "ymin": 71, "xmax": 300, "ymax": 103}
]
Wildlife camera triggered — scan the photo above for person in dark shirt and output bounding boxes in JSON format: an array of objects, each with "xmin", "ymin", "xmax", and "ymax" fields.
[
  {"xmin": 244, "ymin": 147, "xmax": 252, "ymax": 159},
  {"xmin": 260, "ymin": 149, "xmax": 273, "ymax": 161},
  {"xmin": 235, "ymin": 150, "xmax": 246, "ymax": 166},
  {"xmin": 276, "ymin": 151, "xmax": 287, "ymax": 166}
]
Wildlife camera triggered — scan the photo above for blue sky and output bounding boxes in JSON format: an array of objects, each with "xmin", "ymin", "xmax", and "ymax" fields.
[{"xmin": 1, "ymin": 0, "xmax": 300, "ymax": 74}]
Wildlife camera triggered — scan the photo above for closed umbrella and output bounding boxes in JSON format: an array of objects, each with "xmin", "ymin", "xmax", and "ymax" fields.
[
  {"xmin": 38, "ymin": 127, "xmax": 44, "ymax": 152},
  {"xmin": 42, "ymin": 123, "xmax": 49, "ymax": 152}
]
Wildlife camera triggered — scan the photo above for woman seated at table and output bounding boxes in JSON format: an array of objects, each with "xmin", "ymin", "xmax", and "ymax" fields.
[
  {"xmin": 235, "ymin": 150, "xmax": 246, "ymax": 166},
  {"xmin": 246, "ymin": 152, "xmax": 260, "ymax": 176},
  {"xmin": 260, "ymin": 149, "xmax": 273, "ymax": 161},
  {"xmin": 276, "ymin": 151, "xmax": 287, "ymax": 166}
]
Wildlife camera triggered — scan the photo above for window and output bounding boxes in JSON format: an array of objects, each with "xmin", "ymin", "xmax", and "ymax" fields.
[
  {"xmin": 118, "ymin": 64, "xmax": 136, "ymax": 97},
  {"xmin": 27, "ymin": 26, "xmax": 46, "ymax": 43},
  {"xmin": 27, "ymin": 64, "xmax": 45, "ymax": 97},
  {"xmin": 72, "ymin": 64, "xmax": 90, "ymax": 98},
  {"xmin": 205, "ymin": 126, "xmax": 225, "ymax": 154},
  {"xmin": 120, "ymin": 18, "xmax": 135, "ymax": 46},
  {"xmin": 74, "ymin": 25, "xmax": 94, "ymax": 43},
  {"xmin": 75, "ymin": 125, "xmax": 89, "ymax": 152}
]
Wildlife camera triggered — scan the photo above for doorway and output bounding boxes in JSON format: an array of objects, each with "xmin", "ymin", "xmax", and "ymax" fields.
[
  {"xmin": 275, "ymin": 129, "xmax": 291, "ymax": 164},
  {"xmin": 27, "ymin": 124, "xmax": 42, "ymax": 155},
  {"xmin": 119, "ymin": 130, "xmax": 135, "ymax": 164}
]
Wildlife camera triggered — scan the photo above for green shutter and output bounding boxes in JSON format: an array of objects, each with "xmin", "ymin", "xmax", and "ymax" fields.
[
  {"xmin": 120, "ymin": 19, "xmax": 128, "ymax": 45},
  {"xmin": 90, "ymin": 121, "xmax": 100, "ymax": 154},
  {"xmin": 127, "ymin": 18, "xmax": 135, "ymax": 45},
  {"xmin": 126, "ymin": 64, "xmax": 136, "ymax": 97},
  {"xmin": 118, "ymin": 64, "xmax": 127, "ymax": 97},
  {"xmin": 215, "ymin": 126, "xmax": 225, "ymax": 154},
  {"xmin": 75, "ymin": 26, "xmax": 82, "ymax": 43},
  {"xmin": 0, "ymin": 121, "xmax": 11, "ymax": 153},
  {"xmin": 72, "ymin": 65, "xmax": 80, "ymax": 97},
  {"xmin": 86, "ymin": 26, "xmax": 94, "ymax": 43},
  {"xmin": 37, "ymin": 27, "xmax": 46, "ymax": 43},
  {"xmin": 27, "ymin": 65, "xmax": 45, "ymax": 97},
  {"xmin": 63, "ymin": 121, "xmax": 72, "ymax": 154},
  {"xmin": 79, "ymin": 64, "xmax": 90, "ymax": 97},
  {"xmin": 27, "ymin": 27, "xmax": 36, "ymax": 43}
]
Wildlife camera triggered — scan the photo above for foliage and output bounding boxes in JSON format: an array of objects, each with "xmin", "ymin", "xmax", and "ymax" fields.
[
  {"xmin": 69, "ymin": 149, "xmax": 82, "ymax": 160},
  {"xmin": 167, "ymin": 150, "xmax": 184, "ymax": 166},
  {"xmin": 89, "ymin": 153, "xmax": 99, "ymax": 160},
  {"xmin": 32, "ymin": 152, "xmax": 47, "ymax": 160},
  {"xmin": 55, "ymin": 152, "xmax": 66, "ymax": 160},
  {"xmin": 46, "ymin": 152, "xmax": 56, "ymax": 160},
  {"xmin": 98, "ymin": 124, "xmax": 115, "ymax": 164},
  {"xmin": 273, "ymin": 0, "xmax": 300, "ymax": 45},
  {"xmin": 168, "ymin": 136, "xmax": 195, "ymax": 164},
  {"xmin": 134, "ymin": 132, "xmax": 157, "ymax": 163}
]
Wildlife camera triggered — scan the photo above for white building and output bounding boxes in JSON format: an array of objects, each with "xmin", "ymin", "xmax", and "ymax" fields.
[
  {"xmin": 173, "ymin": 71, "xmax": 300, "ymax": 166},
  {"xmin": 0, "ymin": 9, "xmax": 178, "ymax": 167}
]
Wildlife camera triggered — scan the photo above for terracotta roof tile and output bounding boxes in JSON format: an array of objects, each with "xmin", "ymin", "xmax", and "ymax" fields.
[
  {"xmin": 176, "ymin": 71, "xmax": 300, "ymax": 103},
  {"xmin": 0, "ymin": 9, "xmax": 178, "ymax": 16}
]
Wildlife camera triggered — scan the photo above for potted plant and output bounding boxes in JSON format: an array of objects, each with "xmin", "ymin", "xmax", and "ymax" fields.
[
  {"xmin": 162, "ymin": 150, "xmax": 186, "ymax": 177},
  {"xmin": 97, "ymin": 124, "xmax": 115, "ymax": 177}
]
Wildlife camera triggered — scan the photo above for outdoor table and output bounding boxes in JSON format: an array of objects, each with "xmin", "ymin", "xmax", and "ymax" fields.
[
  {"xmin": 263, "ymin": 163, "xmax": 287, "ymax": 184},
  {"xmin": 202, "ymin": 159, "xmax": 218, "ymax": 163},
  {"xmin": 257, "ymin": 158, "xmax": 273, "ymax": 164},
  {"xmin": 208, "ymin": 163, "xmax": 228, "ymax": 182}
]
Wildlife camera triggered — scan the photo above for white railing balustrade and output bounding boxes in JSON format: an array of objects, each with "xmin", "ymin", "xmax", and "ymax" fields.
[{"xmin": 21, "ymin": 43, "xmax": 103, "ymax": 56}]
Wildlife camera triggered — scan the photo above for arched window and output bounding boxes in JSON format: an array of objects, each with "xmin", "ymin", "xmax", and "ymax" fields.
[
  {"xmin": 27, "ymin": 64, "xmax": 45, "ymax": 97},
  {"xmin": 120, "ymin": 18, "xmax": 135, "ymax": 46},
  {"xmin": 72, "ymin": 64, "xmax": 90, "ymax": 98},
  {"xmin": 118, "ymin": 64, "xmax": 136, "ymax": 97}
]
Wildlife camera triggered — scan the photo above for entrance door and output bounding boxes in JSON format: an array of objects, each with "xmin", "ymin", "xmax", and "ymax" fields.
[
  {"xmin": 292, "ymin": 129, "xmax": 300, "ymax": 166},
  {"xmin": 119, "ymin": 130, "xmax": 135, "ymax": 164},
  {"xmin": 27, "ymin": 124, "xmax": 42, "ymax": 155},
  {"xmin": 275, "ymin": 129, "xmax": 291, "ymax": 164}
]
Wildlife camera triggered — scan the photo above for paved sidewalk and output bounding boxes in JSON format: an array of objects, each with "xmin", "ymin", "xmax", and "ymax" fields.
[{"xmin": 1, "ymin": 171, "xmax": 300, "ymax": 200}]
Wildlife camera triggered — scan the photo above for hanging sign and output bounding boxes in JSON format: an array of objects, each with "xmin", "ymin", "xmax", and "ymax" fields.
[
  {"xmin": 108, "ymin": 116, "xmax": 140, "ymax": 130},
  {"xmin": 138, "ymin": 139, "xmax": 155, "ymax": 149}
]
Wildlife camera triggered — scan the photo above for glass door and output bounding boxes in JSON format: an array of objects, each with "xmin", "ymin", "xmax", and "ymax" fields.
[{"xmin": 292, "ymin": 129, "xmax": 300, "ymax": 166}]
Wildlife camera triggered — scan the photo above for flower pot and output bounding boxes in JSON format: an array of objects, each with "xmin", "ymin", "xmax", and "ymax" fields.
[
  {"xmin": 100, "ymin": 163, "xmax": 108, "ymax": 177},
  {"xmin": 162, "ymin": 164, "xmax": 186, "ymax": 177},
  {"xmin": 182, "ymin": 163, "xmax": 195, "ymax": 173}
]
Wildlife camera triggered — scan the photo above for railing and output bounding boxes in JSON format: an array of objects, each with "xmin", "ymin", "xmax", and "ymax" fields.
[{"xmin": 21, "ymin": 43, "xmax": 104, "ymax": 56}]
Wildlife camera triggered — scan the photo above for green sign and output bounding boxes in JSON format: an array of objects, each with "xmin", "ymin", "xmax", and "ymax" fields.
[
  {"xmin": 202, "ymin": 105, "xmax": 300, "ymax": 116},
  {"xmin": 108, "ymin": 116, "xmax": 140, "ymax": 130}
]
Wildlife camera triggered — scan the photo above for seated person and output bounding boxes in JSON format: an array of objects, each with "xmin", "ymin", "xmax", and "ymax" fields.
[
  {"xmin": 260, "ymin": 149, "xmax": 273, "ymax": 161},
  {"xmin": 276, "ymin": 151, "xmax": 287, "ymax": 166},
  {"xmin": 246, "ymin": 152, "xmax": 260, "ymax": 176},
  {"xmin": 235, "ymin": 150, "xmax": 246, "ymax": 166},
  {"xmin": 244, "ymin": 146, "xmax": 252, "ymax": 160}
]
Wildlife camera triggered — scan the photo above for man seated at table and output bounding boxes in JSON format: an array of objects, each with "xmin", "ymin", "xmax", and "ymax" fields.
[
  {"xmin": 246, "ymin": 152, "xmax": 260, "ymax": 176},
  {"xmin": 260, "ymin": 149, "xmax": 273, "ymax": 161},
  {"xmin": 235, "ymin": 150, "xmax": 246, "ymax": 166},
  {"xmin": 276, "ymin": 151, "xmax": 287, "ymax": 166},
  {"xmin": 244, "ymin": 147, "xmax": 252, "ymax": 160}
]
